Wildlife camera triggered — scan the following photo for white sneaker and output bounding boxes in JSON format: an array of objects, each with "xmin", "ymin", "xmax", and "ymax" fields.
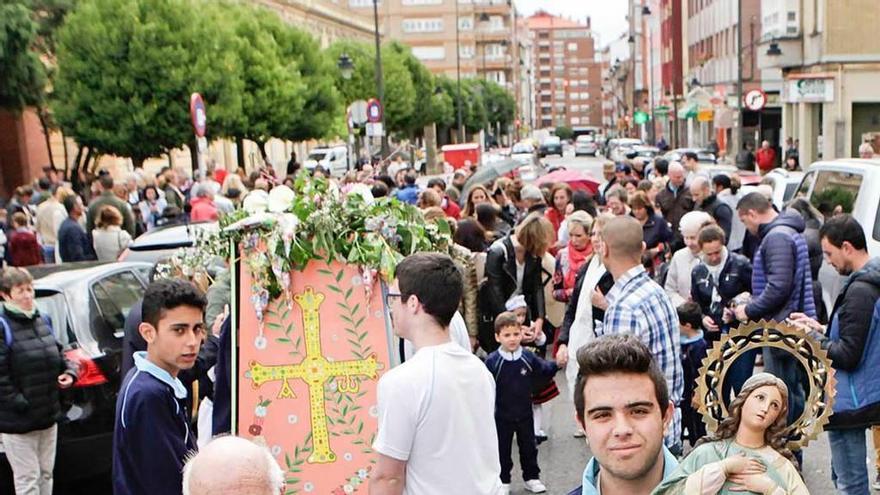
[
  {"xmin": 499, "ymin": 483, "xmax": 511, "ymax": 494},
  {"xmin": 524, "ymin": 479, "xmax": 547, "ymax": 493}
]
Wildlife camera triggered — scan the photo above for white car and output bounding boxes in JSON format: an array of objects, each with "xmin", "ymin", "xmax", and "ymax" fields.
[
  {"xmin": 510, "ymin": 142, "xmax": 537, "ymax": 167},
  {"xmin": 574, "ymin": 135, "xmax": 599, "ymax": 156},
  {"xmin": 608, "ymin": 138, "xmax": 644, "ymax": 162},
  {"xmin": 304, "ymin": 146, "xmax": 349, "ymax": 176}
]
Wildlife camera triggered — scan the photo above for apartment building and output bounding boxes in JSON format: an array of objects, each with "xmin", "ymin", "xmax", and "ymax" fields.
[
  {"xmin": 256, "ymin": 0, "xmax": 377, "ymax": 46},
  {"xmin": 525, "ymin": 11, "xmax": 602, "ymax": 130},
  {"xmin": 758, "ymin": 0, "xmax": 880, "ymax": 163}
]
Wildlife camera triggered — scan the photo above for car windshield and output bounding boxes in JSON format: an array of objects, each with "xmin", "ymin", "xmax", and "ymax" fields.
[
  {"xmin": 544, "ymin": 137, "xmax": 561, "ymax": 145},
  {"xmin": 307, "ymin": 150, "xmax": 328, "ymax": 161},
  {"xmin": 576, "ymin": 136, "xmax": 594, "ymax": 143},
  {"xmin": 512, "ymin": 144, "xmax": 533, "ymax": 153},
  {"xmin": 35, "ymin": 291, "xmax": 71, "ymax": 346},
  {"xmin": 809, "ymin": 170, "xmax": 862, "ymax": 215}
]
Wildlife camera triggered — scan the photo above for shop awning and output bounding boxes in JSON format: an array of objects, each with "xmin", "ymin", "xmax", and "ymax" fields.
[{"xmin": 677, "ymin": 104, "xmax": 698, "ymax": 120}]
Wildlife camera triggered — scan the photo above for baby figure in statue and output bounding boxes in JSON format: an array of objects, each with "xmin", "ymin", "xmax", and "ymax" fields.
[{"xmin": 652, "ymin": 372, "xmax": 809, "ymax": 494}]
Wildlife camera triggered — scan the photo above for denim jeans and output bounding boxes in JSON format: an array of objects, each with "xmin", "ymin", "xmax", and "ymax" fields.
[
  {"xmin": 762, "ymin": 347, "xmax": 805, "ymax": 424},
  {"xmin": 829, "ymin": 428, "xmax": 870, "ymax": 495}
]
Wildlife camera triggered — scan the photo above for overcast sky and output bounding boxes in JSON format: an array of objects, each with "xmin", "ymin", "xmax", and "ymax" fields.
[{"xmin": 515, "ymin": 0, "xmax": 628, "ymax": 48}]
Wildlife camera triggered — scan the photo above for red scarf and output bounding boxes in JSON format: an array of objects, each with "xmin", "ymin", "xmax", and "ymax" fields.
[
  {"xmin": 545, "ymin": 207, "xmax": 566, "ymax": 233},
  {"xmin": 564, "ymin": 241, "xmax": 592, "ymax": 289}
]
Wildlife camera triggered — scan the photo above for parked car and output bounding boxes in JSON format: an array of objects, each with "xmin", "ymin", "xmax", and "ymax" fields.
[
  {"xmin": 574, "ymin": 135, "xmax": 599, "ymax": 157},
  {"xmin": 304, "ymin": 146, "xmax": 349, "ymax": 176},
  {"xmin": 510, "ymin": 142, "xmax": 538, "ymax": 167},
  {"xmin": 625, "ymin": 145, "xmax": 661, "ymax": 161},
  {"xmin": 663, "ymin": 148, "xmax": 717, "ymax": 164},
  {"xmin": 538, "ymin": 136, "xmax": 563, "ymax": 158},
  {"xmin": 794, "ymin": 159, "xmax": 880, "ymax": 311},
  {"xmin": 762, "ymin": 169, "xmax": 804, "ymax": 209},
  {"xmin": 119, "ymin": 221, "xmax": 218, "ymax": 264},
  {"xmin": 607, "ymin": 138, "xmax": 644, "ymax": 162},
  {"xmin": 0, "ymin": 262, "xmax": 152, "ymax": 491}
]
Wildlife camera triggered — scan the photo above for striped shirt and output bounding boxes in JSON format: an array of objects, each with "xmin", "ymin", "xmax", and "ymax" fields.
[{"xmin": 600, "ymin": 265, "xmax": 684, "ymax": 446}]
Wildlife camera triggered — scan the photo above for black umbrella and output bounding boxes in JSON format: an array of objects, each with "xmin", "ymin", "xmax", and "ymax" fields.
[{"xmin": 459, "ymin": 159, "xmax": 523, "ymax": 207}]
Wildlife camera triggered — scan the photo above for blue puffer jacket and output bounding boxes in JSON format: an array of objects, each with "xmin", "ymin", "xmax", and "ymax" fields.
[
  {"xmin": 746, "ymin": 212, "xmax": 816, "ymax": 321},
  {"xmin": 824, "ymin": 257, "xmax": 880, "ymax": 428}
]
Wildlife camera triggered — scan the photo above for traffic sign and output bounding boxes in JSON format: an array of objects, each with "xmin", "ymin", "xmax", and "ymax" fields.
[
  {"xmin": 366, "ymin": 98, "xmax": 383, "ymax": 123},
  {"xmin": 745, "ymin": 89, "xmax": 768, "ymax": 111},
  {"xmin": 633, "ymin": 111, "xmax": 649, "ymax": 125},
  {"xmin": 350, "ymin": 100, "xmax": 368, "ymax": 126},
  {"xmin": 190, "ymin": 93, "xmax": 207, "ymax": 137},
  {"xmin": 366, "ymin": 122, "xmax": 384, "ymax": 137}
]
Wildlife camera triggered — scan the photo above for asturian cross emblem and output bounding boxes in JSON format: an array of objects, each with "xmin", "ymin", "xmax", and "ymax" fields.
[{"xmin": 248, "ymin": 287, "xmax": 379, "ymax": 464}]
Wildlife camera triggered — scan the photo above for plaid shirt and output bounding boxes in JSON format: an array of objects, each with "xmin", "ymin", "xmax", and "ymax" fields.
[{"xmin": 601, "ymin": 265, "xmax": 684, "ymax": 446}]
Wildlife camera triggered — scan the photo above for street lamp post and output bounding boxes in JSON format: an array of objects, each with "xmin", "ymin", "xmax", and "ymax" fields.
[
  {"xmin": 642, "ymin": 5, "xmax": 656, "ymax": 145},
  {"xmin": 371, "ymin": 0, "xmax": 388, "ymax": 157},
  {"xmin": 337, "ymin": 53, "xmax": 354, "ymax": 171},
  {"xmin": 454, "ymin": 0, "xmax": 464, "ymax": 142},
  {"xmin": 734, "ymin": 0, "xmax": 744, "ymax": 158}
]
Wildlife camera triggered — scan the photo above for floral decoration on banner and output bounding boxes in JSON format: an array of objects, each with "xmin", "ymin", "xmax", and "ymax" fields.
[{"xmin": 196, "ymin": 173, "xmax": 452, "ymax": 320}]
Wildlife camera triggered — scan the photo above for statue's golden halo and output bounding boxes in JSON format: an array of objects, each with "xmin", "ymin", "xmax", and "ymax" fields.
[{"xmin": 695, "ymin": 319, "xmax": 836, "ymax": 450}]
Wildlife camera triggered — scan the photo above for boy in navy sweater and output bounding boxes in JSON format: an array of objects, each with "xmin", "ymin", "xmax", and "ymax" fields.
[
  {"xmin": 113, "ymin": 279, "xmax": 207, "ymax": 495},
  {"xmin": 485, "ymin": 312, "xmax": 559, "ymax": 494},
  {"xmin": 677, "ymin": 301, "xmax": 708, "ymax": 446}
]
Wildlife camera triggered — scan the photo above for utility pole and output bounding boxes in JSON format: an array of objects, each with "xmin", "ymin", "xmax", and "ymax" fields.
[
  {"xmin": 734, "ymin": 0, "xmax": 744, "ymax": 158},
  {"xmin": 454, "ymin": 0, "xmax": 464, "ymax": 142},
  {"xmin": 372, "ymin": 0, "xmax": 388, "ymax": 156}
]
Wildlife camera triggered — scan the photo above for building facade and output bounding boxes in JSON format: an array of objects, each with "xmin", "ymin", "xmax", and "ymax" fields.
[
  {"xmin": 525, "ymin": 11, "xmax": 602, "ymax": 130},
  {"xmin": 758, "ymin": 0, "xmax": 880, "ymax": 164}
]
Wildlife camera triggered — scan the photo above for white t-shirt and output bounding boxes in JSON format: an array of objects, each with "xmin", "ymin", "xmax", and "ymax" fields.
[
  {"xmin": 402, "ymin": 311, "xmax": 470, "ymax": 361},
  {"xmin": 373, "ymin": 342, "xmax": 502, "ymax": 495}
]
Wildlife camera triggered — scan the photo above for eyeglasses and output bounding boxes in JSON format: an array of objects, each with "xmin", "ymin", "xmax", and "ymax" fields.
[{"xmin": 385, "ymin": 292, "xmax": 403, "ymax": 304}]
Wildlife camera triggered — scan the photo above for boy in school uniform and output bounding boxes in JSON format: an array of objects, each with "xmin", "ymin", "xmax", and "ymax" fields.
[
  {"xmin": 677, "ymin": 301, "xmax": 708, "ymax": 446},
  {"xmin": 485, "ymin": 311, "xmax": 560, "ymax": 494},
  {"xmin": 113, "ymin": 279, "xmax": 208, "ymax": 495}
]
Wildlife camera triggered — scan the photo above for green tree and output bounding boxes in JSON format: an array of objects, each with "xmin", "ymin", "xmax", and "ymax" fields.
[
  {"xmin": 461, "ymin": 79, "xmax": 487, "ymax": 134},
  {"xmin": 0, "ymin": 1, "xmax": 46, "ymax": 111},
  {"xmin": 387, "ymin": 41, "xmax": 436, "ymax": 136},
  {"xmin": 555, "ymin": 125, "xmax": 574, "ymax": 140},
  {"xmin": 479, "ymin": 79, "xmax": 515, "ymax": 132},
  {"xmin": 52, "ymin": 0, "xmax": 244, "ymax": 168}
]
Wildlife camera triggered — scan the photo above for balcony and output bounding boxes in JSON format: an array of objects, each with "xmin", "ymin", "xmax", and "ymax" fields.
[
  {"xmin": 476, "ymin": 28, "xmax": 512, "ymax": 43},
  {"xmin": 472, "ymin": 0, "xmax": 511, "ymax": 15},
  {"xmin": 479, "ymin": 54, "xmax": 513, "ymax": 70}
]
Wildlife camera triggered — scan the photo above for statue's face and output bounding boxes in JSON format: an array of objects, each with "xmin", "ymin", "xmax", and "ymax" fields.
[{"xmin": 740, "ymin": 385, "xmax": 784, "ymax": 432}]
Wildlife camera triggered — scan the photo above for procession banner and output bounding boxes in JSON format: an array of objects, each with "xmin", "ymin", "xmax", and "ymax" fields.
[{"xmin": 235, "ymin": 258, "xmax": 394, "ymax": 494}]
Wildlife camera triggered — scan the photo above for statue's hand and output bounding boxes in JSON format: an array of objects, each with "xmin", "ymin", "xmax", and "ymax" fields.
[
  {"xmin": 722, "ymin": 453, "xmax": 766, "ymax": 476},
  {"xmin": 727, "ymin": 472, "xmax": 776, "ymax": 494}
]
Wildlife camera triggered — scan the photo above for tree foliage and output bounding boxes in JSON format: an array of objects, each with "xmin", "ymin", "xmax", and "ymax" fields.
[
  {"xmin": 479, "ymin": 79, "xmax": 515, "ymax": 130},
  {"xmin": 555, "ymin": 125, "xmax": 574, "ymax": 140},
  {"xmin": 0, "ymin": 1, "xmax": 46, "ymax": 111},
  {"xmin": 52, "ymin": 0, "xmax": 244, "ymax": 166}
]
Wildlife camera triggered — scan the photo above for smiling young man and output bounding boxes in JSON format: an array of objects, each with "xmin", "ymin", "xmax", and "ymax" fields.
[
  {"xmin": 113, "ymin": 279, "xmax": 208, "ymax": 495},
  {"xmin": 370, "ymin": 253, "xmax": 502, "ymax": 495},
  {"xmin": 569, "ymin": 335, "xmax": 678, "ymax": 495}
]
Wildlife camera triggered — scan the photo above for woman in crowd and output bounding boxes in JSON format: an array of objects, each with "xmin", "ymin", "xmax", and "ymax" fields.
[
  {"xmin": 475, "ymin": 203, "xmax": 510, "ymax": 243},
  {"xmin": 491, "ymin": 177, "xmax": 517, "ymax": 226},
  {"xmin": 92, "ymin": 205, "xmax": 133, "ymax": 262},
  {"xmin": 664, "ymin": 210, "xmax": 714, "ymax": 306},
  {"xmin": 138, "ymin": 185, "xmax": 167, "ymax": 232},
  {"xmin": 552, "ymin": 211, "xmax": 593, "ymax": 303},
  {"xmin": 544, "ymin": 183, "xmax": 572, "ymax": 234},
  {"xmin": 629, "ymin": 191, "xmax": 672, "ymax": 275},
  {"xmin": 479, "ymin": 213, "xmax": 553, "ymax": 352},
  {"xmin": 453, "ymin": 218, "xmax": 489, "ymax": 254},
  {"xmin": 462, "ymin": 185, "xmax": 495, "ymax": 219},
  {"xmin": 556, "ymin": 190, "xmax": 598, "ymax": 248}
]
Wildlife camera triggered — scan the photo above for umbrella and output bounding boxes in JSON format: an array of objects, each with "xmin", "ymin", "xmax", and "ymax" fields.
[
  {"xmin": 535, "ymin": 169, "xmax": 600, "ymax": 194},
  {"xmin": 460, "ymin": 159, "xmax": 523, "ymax": 206}
]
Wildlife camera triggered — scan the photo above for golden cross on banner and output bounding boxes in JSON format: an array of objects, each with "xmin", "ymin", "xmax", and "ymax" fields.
[{"xmin": 248, "ymin": 286, "xmax": 379, "ymax": 464}]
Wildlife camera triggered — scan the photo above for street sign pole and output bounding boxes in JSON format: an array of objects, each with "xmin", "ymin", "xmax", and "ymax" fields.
[{"xmin": 190, "ymin": 93, "xmax": 207, "ymax": 179}]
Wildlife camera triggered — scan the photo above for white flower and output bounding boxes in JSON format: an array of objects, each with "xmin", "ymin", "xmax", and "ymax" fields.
[
  {"xmin": 268, "ymin": 185, "xmax": 296, "ymax": 213},
  {"xmin": 287, "ymin": 414, "xmax": 298, "ymax": 424},
  {"xmin": 255, "ymin": 406, "xmax": 268, "ymax": 417},
  {"xmin": 343, "ymin": 484, "xmax": 354, "ymax": 494},
  {"xmin": 303, "ymin": 482, "xmax": 314, "ymax": 492},
  {"xmin": 346, "ymin": 183, "xmax": 375, "ymax": 205},
  {"xmin": 242, "ymin": 190, "xmax": 269, "ymax": 215},
  {"xmin": 351, "ymin": 275, "xmax": 363, "ymax": 286},
  {"xmin": 271, "ymin": 445, "xmax": 282, "ymax": 456},
  {"xmin": 357, "ymin": 469, "xmax": 369, "ymax": 480},
  {"xmin": 343, "ymin": 452, "xmax": 353, "ymax": 461},
  {"xmin": 254, "ymin": 335, "xmax": 267, "ymax": 350},
  {"xmin": 369, "ymin": 405, "xmax": 379, "ymax": 418}
]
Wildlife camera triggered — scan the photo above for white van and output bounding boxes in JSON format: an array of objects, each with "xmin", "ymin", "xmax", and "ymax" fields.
[
  {"xmin": 304, "ymin": 146, "xmax": 349, "ymax": 176},
  {"xmin": 794, "ymin": 159, "xmax": 880, "ymax": 309}
]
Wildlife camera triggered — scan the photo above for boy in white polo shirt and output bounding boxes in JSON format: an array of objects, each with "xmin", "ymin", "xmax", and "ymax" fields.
[{"xmin": 371, "ymin": 253, "xmax": 502, "ymax": 495}]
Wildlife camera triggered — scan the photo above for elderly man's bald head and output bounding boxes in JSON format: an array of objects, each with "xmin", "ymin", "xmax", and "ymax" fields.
[
  {"xmin": 183, "ymin": 436, "xmax": 284, "ymax": 495},
  {"xmin": 667, "ymin": 162, "xmax": 686, "ymax": 188},
  {"xmin": 601, "ymin": 216, "xmax": 645, "ymax": 263}
]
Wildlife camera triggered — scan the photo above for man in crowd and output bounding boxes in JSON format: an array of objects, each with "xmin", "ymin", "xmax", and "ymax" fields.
[
  {"xmin": 598, "ymin": 161, "xmax": 617, "ymax": 205},
  {"xmin": 756, "ymin": 140, "xmax": 777, "ymax": 174},
  {"xmin": 427, "ymin": 178, "xmax": 461, "ymax": 219},
  {"xmin": 182, "ymin": 436, "xmax": 284, "ymax": 495},
  {"xmin": 604, "ymin": 188, "xmax": 628, "ymax": 217},
  {"xmin": 57, "ymin": 195, "xmax": 97, "ymax": 262},
  {"xmin": 446, "ymin": 170, "xmax": 468, "ymax": 203},
  {"xmin": 164, "ymin": 169, "xmax": 188, "ymax": 211},
  {"xmin": 690, "ymin": 176, "xmax": 732, "ymax": 243},
  {"xmin": 568, "ymin": 335, "xmax": 679, "ymax": 495},
  {"xmin": 34, "ymin": 186, "xmax": 69, "ymax": 263},
  {"xmin": 791, "ymin": 215, "xmax": 880, "ymax": 494},
  {"xmin": 597, "ymin": 216, "xmax": 683, "ymax": 453},
  {"xmin": 395, "ymin": 172, "xmax": 420, "ymax": 205},
  {"xmin": 519, "ymin": 185, "xmax": 547, "ymax": 218},
  {"xmin": 712, "ymin": 175, "xmax": 746, "ymax": 252},
  {"xmin": 656, "ymin": 162, "xmax": 694, "ymax": 251},
  {"xmin": 113, "ymin": 279, "xmax": 207, "ymax": 495},
  {"xmin": 736, "ymin": 142, "xmax": 756, "ymax": 171},
  {"xmin": 733, "ymin": 192, "xmax": 815, "ymax": 428},
  {"xmin": 370, "ymin": 253, "xmax": 501, "ymax": 495},
  {"xmin": 86, "ymin": 175, "xmax": 135, "ymax": 236}
]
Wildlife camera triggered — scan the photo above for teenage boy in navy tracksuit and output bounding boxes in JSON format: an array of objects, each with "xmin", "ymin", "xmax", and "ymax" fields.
[
  {"xmin": 113, "ymin": 279, "xmax": 208, "ymax": 495},
  {"xmin": 485, "ymin": 311, "xmax": 559, "ymax": 494}
]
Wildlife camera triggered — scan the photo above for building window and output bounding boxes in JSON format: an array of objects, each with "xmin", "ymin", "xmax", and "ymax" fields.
[
  {"xmin": 787, "ymin": 11, "xmax": 796, "ymax": 21},
  {"xmin": 402, "ymin": 18, "xmax": 444, "ymax": 33},
  {"xmin": 488, "ymin": 15, "xmax": 504, "ymax": 31},
  {"xmin": 348, "ymin": 0, "xmax": 376, "ymax": 6},
  {"xmin": 458, "ymin": 16, "xmax": 473, "ymax": 31},
  {"xmin": 567, "ymin": 42, "xmax": 577, "ymax": 52},
  {"xmin": 412, "ymin": 46, "xmax": 446, "ymax": 60},
  {"xmin": 459, "ymin": 45, "xmax": 475, "ymax": 59},
  {"xmin": 538, "ymin": 30, "xmax": 550, "ymax": 39}
]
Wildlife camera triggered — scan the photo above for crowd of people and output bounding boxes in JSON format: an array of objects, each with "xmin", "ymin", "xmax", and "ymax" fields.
[{"xmin": 1, "ymin": 146, "xmax": 880, "ymax": 495}]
